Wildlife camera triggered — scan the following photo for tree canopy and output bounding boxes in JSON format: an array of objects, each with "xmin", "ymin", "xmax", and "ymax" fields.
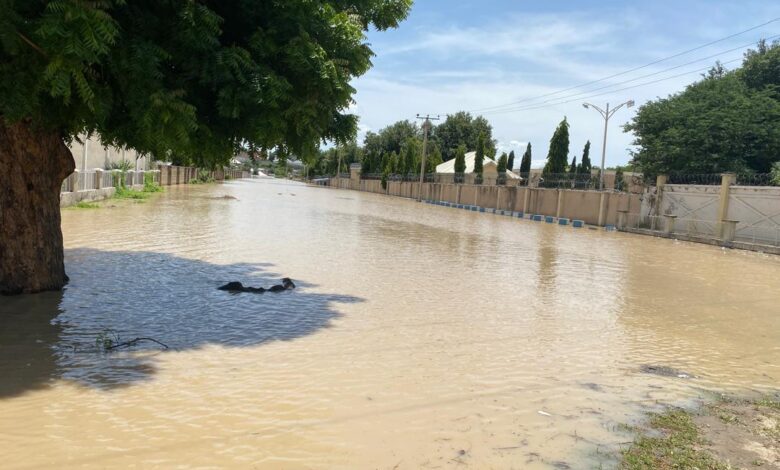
[
  {"xmin": 432, "ymin": 111, "xmax": 496, "ymax": 161},
  {"xmin": 519, "ymin": 143, "xmax": 532, "ymax": 174},
  {"xmin": 453, "ymin": 145, "xmax": 466, "ymax": 173},
  {"xmin": 474, "ymin": 132, "xmax": 485, "ymax": 176},
  {"xmin": 579, "ymin": 141, "xmax": 592, "ymax": 174},
  {"xmin": 625, "ymin": 41, "xmax": 780, "ymax": 177},
  {"xmin": 543, "ymin": 118, "xmax": 570, "ymax": 175},
  {"xmin": 1, "ymin": 0, "xmax": 413, "ymax": 164},
  {"xmin": 507, "ymin": 150, "xmax": 515, "ymax": 171},
  {"xmin": 497, "ymin": 152, "xmax": 507, "ymax": 173}
]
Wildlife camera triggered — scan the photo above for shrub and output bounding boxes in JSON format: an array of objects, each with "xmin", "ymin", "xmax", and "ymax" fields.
[{"xmin": 771, "ymin": 162, "xmax": 780, "ymax": 185}]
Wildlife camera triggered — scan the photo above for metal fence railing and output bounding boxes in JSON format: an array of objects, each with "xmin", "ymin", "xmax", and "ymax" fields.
[{"xmin": 667, "ymin": 173, "xmax": 777, "ymax": 186}]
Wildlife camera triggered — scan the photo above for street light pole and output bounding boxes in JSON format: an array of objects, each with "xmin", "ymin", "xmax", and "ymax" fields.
[{"xmin": 582, "ymin": 100, "xmax": 634, "ymax": 190}]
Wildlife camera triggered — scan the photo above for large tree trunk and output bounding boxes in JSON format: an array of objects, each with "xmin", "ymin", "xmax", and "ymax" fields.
[{"xmin": 0, "ymin": 119, "xmax": 75, "ymax": 295}]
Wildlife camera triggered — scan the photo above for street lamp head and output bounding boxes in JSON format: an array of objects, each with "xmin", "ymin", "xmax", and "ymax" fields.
[
  {"xmin": 582, "ymin": 103, "xmax": 590, "ymax": 109},
  {"xmin": 626, "ymin": 100, "xmax": 635, "ymax": 108}
]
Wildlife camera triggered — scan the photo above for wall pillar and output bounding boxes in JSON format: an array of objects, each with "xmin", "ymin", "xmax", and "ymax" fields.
[
  {"xmin": 95, "ymin": 169, "xmax": 104, "ymax": 190},
  {"xmin": 663, "ymin": 214, "xmax": 677, "ymax": 234},
  {"xmin": 617, "ymin": 210, "xmax": 628, "ymax": 230},
  {"xmin": 350, "ymin": 163, "xmax": 361, "ymax": 191},
  {"xmin": 717, "ymin": 173, "xmax": 736, "ymax": 238},
  {"xmin": 655, "ymin": 174, "xmax": 668, "ymax": 217},
  {"xmin": 555, "ymin": 190, "xmax": 563, "ymax": 218},
  {"xmin": 522, "ymin": 188, "xmax": 530, "ymax": 215},
  {"xmin": 597, "ymin": 192, "xmax": 607, "ymax": 226},
  {"xmin": 721, "ymin": 219, "xmax": 738, "ymax": 242}
]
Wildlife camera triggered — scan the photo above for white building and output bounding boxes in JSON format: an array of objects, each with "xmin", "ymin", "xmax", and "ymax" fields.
[{"xmin": 435, "ymin": 151, "xmax": 521, "ymax": 185}]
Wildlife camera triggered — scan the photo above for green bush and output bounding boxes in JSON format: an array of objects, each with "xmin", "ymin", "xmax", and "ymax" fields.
[
  {"xmin": 771, "ymin": 162, "xmax": 780, "ymax": 186},
  {"xmin": 143, "ymin": 172, "xmax": 163, "ymax": 192}
]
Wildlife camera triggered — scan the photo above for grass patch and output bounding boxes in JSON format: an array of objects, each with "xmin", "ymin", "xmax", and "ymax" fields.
[
  {"xmin": 113, "ymin": 186, "xmax": 151, "ymax": 200},
  {"xmin": 620, "ymin": 408, "xmax": 727, "ymax": 470},
  {"xmin": 72, "ymin": 201, "xmax": 100, "ymax": 209}
]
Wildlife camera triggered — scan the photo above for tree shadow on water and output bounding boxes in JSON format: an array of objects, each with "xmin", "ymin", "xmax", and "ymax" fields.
[{"xmin": 0, "ymin": 248, "xmax": 363, "ymax": 398}]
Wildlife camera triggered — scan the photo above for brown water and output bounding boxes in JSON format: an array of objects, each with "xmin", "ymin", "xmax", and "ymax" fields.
[{"xmin": 1, "ymin": 179, "xmax": 779, "ymax": 469}]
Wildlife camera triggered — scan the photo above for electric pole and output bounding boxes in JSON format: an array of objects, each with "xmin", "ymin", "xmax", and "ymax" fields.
[
  {"xmin": 582, "ymin": 100, "xmax": 634, "ymax": 190},
  {"xmin": 416, "ymin": 114, "xmax": 440, "ymax": 201}
]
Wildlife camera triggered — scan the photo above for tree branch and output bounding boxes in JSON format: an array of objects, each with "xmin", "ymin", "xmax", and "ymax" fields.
[{"xmin": 17, "ymin": 32, "xmax": 47, "ymax": 57}]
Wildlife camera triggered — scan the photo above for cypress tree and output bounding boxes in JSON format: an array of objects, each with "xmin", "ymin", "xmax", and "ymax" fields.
[
  {"xmin": 614, "ymin": 167, "xmax": 625, "ymax": 191},
  {"xmin": 497, "ymin": 152, "xmax": 508, "ymax": 173},
  {"xmin": 426, "ymin": 145, "xmax": 443, "ymax": 173},
  {"xmin": 569, "ymin": 156, "xmax": 577, "ymax": 174},
  {"xmin": 474, "ymin": 132, "xmax": 485, "ymax": 176},
  {"xmin": 543, "ymin": 118, "xmax": 570, "ymax": 175},
  {"xmin": 454, "ymin": 145, "xmax": 466, "ymax": 174},
  {"xmin": 580, "ymin": 141, "xmax": 592, "ymax": 174},
  {"xmin": 403, "ymin": 139, "xmax": 417, "ymax": 175},
  {"xmin": 519, "ymin": 143, "xmax": 532, "ymax": 174},
  {"xmin": 507, "ymin": 150, "xmax": 515, "ymax": 171}
]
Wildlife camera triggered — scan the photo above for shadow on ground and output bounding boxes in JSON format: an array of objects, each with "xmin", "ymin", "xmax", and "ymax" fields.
[{"xmin": 0, "ymin": 248, "xmax": 362, "ymax": 398}]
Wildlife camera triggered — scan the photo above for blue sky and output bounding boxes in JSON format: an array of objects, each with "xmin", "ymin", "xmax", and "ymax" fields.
[{"xmin": 351, "ymin": 0, "xmax": 780, "ymax": 168}]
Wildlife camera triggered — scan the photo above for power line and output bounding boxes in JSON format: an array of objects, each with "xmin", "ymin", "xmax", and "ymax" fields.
[
  {"xmin": 481, "ymin": 56, "xmax": 744, "ymax": 116},
  {"xmin": 462, "ymin": 17, "xmax": 779, "ymax": 114},
  {"xmin": 493, "ymin": 33, "xmax": 780, "ymax": 111}
]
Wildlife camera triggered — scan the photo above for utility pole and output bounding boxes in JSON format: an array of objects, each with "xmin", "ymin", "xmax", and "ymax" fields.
[
  {"xmin": 416, "ymin": 114, "xmax": 440, "ymax": 201},
  {"xmin": 582, "ymin": 100, "xmax": 634, "ymax": 190}
]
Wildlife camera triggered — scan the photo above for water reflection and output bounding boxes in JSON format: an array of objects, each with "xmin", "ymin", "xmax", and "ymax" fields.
[
  {"xmin": 1, "ymin": 180, "xmax": 778, "ymax": 469},
  {"xmin": 2, "ymin": 248, "xmax": 362, "ymax": 396},
  {"xmin": 0, "ymin": 292, "xmax": 63, "ymax": 398}
]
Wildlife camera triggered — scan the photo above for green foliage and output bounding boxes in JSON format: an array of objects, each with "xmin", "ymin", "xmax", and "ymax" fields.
[
  {"xmin": 95, "ymin": 330, "xmax": 121, "ymax": 351},
  {"xmin": 113, "ymin": 186, "xmax": 149, "ymax": 199},
  {"xmin": 143, "ymin": 172, "xmax": 162, "ymax": 192},
  {"xmin": 362, "ymin": 120, "xmax": 419, "ymax": 172},
  {"xmin": 614, "ymin": 167, "xmax": 625, "ymax": 191},
  {"xmin": 1, "ymin": 1, "xmax": 412, "ymax": 163},
  {"xmin": 400, "ymin": 137, "xmax": 419, "ymax": 175},
  {"xmin": 474, "ymin": 132, "xmax": 485, "ymax": 176},
  {"xmin": 273, "ymin": 164, "xmax": 287, "ymax": 178},
  {"xmin": 453, "ymin": 145, "xmax": 466, "ymax": 174},
  {"xmin": 497, "ymin": 152, "xmax": 507, "ymax": 173},
  {"xmin": 569, "ymin": 156, "xmax": 577, "ymax": 175},
  {"xmin": 626, "ymin": 41, "xmax": 780, "ymax": 177},
  {"xmin": 107, "ymin": 159, "xmax": 133, "ymax": 171},
  {"xmin": 620, "ymin": 409, "xmax": 727, "ymax": 470},
  {"xmin": 519, "ymin": 143, "xmax": 532, "ymax": 174},
  {"xmin": 543, "ymin": 118, "xmax": 570, "ymax": 175},
  {"xmin": 771, "ymin": 162, "xmax": 780, "ymax": 185},
  {"xmin": 507, "ymin": 150, "xmax": 515, "ymax": 171},
  {"xmin": 425, "ymin": 143, "xmax": 442, "ymax": 173},
  {"xmin": 72, "ymin": 201, "xmax": 99, "ymax": 209},
  {"xmin": 380, "ymin": 171, "xmax": 388, "ymax": 190},
  {"xmin": 432, "ymin": 111, "xmax": 496, "ymax": 161},
  {"xmin": 579, "ymin": 141, "xmax": 592, "ymax": 174}
]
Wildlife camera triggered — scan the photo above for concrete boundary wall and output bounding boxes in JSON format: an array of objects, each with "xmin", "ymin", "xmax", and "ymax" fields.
[
  {"xmin": 60, "ymin": 166, "xmax": 250, "ymax": 208},
  {"xmin": 328, "ymin": 177, "xmax": 641, "ymax": 227}
]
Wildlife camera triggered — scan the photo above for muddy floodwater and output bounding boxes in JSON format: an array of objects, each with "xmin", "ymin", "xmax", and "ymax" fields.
[{"xmin": 2, "ymin": 179, "xmax": 779, "ymax": 469}]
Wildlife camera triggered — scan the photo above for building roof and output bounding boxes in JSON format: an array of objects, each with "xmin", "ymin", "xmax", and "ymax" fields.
[{"xmin": 436, "ymin": 151, "xmax": 520, "ymax": 178}]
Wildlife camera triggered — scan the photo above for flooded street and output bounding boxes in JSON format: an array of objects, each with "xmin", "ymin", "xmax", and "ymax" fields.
[{"xmin": 2, "ymin": 179, "xmax": 779, "ymax": 469}]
